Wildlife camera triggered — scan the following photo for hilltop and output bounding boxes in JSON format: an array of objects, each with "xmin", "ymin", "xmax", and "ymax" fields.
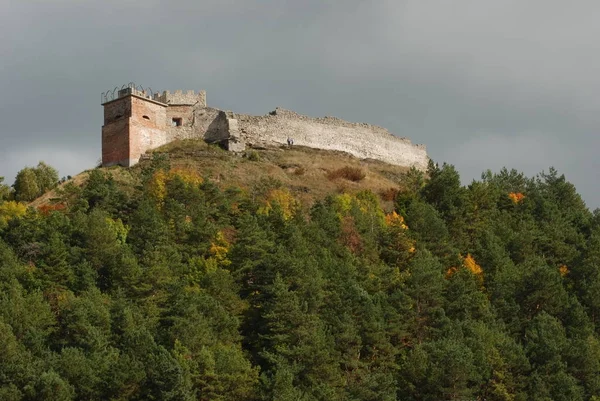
[{"xmin": 34, "ymin": 139, "xmax": 415, "ymax": 211}]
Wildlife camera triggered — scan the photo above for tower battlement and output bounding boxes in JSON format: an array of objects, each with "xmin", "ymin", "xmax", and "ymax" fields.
[{"xmin": 153, "ymin": 90, "xmax": 207, "ymax": 106}]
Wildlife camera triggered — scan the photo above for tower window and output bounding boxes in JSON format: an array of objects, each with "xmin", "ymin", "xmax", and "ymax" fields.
[
  {"xmin": 172, "ymin": 118, "xmax": 182, "ymax": 127},
  {"xmin": 143, "ymin": 115, "xmax": 150, "ymax": 120}
]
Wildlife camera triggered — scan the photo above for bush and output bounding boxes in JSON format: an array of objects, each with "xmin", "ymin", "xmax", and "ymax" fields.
[
  {"xmin": 327, "ymin": 166, "xmax": 366, "ymax": 182},
  {"xmin": 294, "ymin": 167, "xmax": 306, "ymax": 176},
  {"xmin": 379, "ymin": 187, "xmax": 399, "ymax": 201},
  {"xmin": 246, "ymin": 151, "xmax": 260, "ymax": 161}
]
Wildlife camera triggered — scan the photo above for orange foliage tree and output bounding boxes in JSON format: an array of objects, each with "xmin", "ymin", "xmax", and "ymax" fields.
[{"xmin": 508, "ymin": 192, "xmax": 525, "ymax": 204}]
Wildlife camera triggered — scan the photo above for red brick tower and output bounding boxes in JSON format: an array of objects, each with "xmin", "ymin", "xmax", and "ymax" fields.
[{"xmin": 101, "ymin": 86, "xmax": 167, "ymax": 167}]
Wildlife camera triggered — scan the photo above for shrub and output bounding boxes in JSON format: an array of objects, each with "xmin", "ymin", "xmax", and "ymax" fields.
[
  {"xmin": 327, "ymin": 166, "xmax": 366, "ymax": 182},
  {"xmin": 379, "ymin": 187, "xmax": 399, "ymax": 201},
  {"xmin": 246, "ymin": 151, "xmax": 260, "ymax": 161},
  {"xmin": 294, "ymin": 167, "xmax": 306, "ymax": 176}
]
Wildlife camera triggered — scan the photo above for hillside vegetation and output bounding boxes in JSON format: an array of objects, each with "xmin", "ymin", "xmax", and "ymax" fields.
[{"xmin": 1, "ymin": 141, "xmax": 600, "ymax": 400}]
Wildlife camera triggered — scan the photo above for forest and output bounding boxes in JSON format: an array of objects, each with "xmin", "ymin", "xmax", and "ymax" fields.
[{"xmin": 1, "ymin": 150, "xmax": 600, "ymax": 401}]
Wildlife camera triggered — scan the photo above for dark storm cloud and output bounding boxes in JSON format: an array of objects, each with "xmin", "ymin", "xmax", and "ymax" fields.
[{"xmin": 1, "ymin": 1, "xmax": 599, "ymax": 206}]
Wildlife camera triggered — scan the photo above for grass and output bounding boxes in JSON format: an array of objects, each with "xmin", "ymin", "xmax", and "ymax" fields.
[{"xmin": 33, "ymin": 140, "xmax": 413, "ymax": 212}]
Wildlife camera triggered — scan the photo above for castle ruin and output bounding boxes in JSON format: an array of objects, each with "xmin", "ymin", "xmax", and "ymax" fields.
[{"xmin": 101, "ymin": 83, "xmax": 429, "ymax": 170}]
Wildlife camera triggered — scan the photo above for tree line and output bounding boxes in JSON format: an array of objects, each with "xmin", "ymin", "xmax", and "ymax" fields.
[{"xmin": 1, "ymin": 155, "xmax": 599, "ymax": 400}]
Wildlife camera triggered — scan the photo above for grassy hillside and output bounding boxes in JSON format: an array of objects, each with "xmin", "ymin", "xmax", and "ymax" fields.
[{"xmin": 34, "ymin": 139, "xmax": 413, "ymax": 211}]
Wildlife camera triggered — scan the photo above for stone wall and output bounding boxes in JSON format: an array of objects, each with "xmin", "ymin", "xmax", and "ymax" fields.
[
  {"xmin": 154, "ymin": 90, "xmax": 206, "ymax": 106},
  {"xmin": 196, "ymin": 108, "xmax": 235, "ymax": 146},
  {"xmin": 234, "ymin": 108, "xmax": 428, "ymax": 170}
]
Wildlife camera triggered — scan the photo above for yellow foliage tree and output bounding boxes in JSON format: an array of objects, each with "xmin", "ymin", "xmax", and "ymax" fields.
[
  {"xmin": 209, "ymin": 230, "xmax": 232, "ymax": 268},
  {"xmin": 333, "ymin": 191, "xmax": 385, "ymax": 227},
  {"xmin": 169, "ymin": 167, "xmax": 203, "ymax": 187},
  {"xmin": 446, "ymin": 254, "xmax": 484, "ymax": 281},
  {"xmin": 333, "ymin": 193, "xmax": 353, "ymax": 217},
  {"xmin": 147, "ymin": 168, "xmax": 204, "ymax": 206},
  {"xmin": 559, "ymin": 265, "xmax": 569, "ymax": 277},
  {"xmin": 463, "ymin": 253, "xmax": 483, "ymax": 276},
  {"xmin": 147, "ymin": 169, "xmax": 168, "ymax": 204},
  {"xmin": 257, "ymin": 188, "xmax": 297, "ymax": 220},
  {"xmin": 385, "ymin": 211, "xmax": 408, "ymax": 230},
  {"xmin": 0, "ymin": 201, "xmax": 27, "ymax": 229}
]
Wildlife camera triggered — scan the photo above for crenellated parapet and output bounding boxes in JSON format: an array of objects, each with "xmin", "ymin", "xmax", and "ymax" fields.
[{"xmin": 153, "ymin": 90, "xmax": 206, "ymax": 106}]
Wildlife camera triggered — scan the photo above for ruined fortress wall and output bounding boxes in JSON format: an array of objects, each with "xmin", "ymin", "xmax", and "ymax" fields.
[
  {"xmin": 166, "ymin": 105, "xmax": 194, "ymax": 127},
  {"xmin": 154, "ymin": 90, "xmax": 206, "ymax": 106},
  {"xmin": 194, "ymin": 108, "xmax": 228, "ymax": 143},
  {"xmin": 159, "ymin": 106, "xmax": 224, "ymax": 144},
  {"xmin": 164, "ymin": 105, "xmax": 195, "ymax": 141},
  {"xmin": 236, "ymin": 108, "xmax": 429, "ymax": 170}
]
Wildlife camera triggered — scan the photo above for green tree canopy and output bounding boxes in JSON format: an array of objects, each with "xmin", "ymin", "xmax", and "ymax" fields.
[{"xmin": 12, "ymin": 161, "xmax": 59, "ymax": 202}]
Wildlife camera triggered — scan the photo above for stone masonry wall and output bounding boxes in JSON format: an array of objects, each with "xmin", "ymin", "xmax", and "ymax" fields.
[
  {"xmin": 233, "ymin": 108, "xmax": 428, "ymax": 170},
  {"xmin": 196, "ymin": 108, "xmax": 231, "ymax": 145},
  {"xmin": 154, "ymin": 90, "xmax": 206, "ymax": 106}
]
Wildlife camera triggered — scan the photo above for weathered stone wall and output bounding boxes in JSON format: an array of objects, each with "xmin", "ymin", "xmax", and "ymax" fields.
[
  {"xmin": 164, "ymin": 104, "xmax": 195, "ymax": 141},
  {"xmin": 166, "ymin": 105, "xmax": 194, "ymax": 127},
  {"xmin": 234, "ymin": 108, "xmax": 428, "ymax": 170},
  {"xmin": 196, "ymin": 108, "xmax": 231, "ymax": 144},
  {"xmin": 103, "ymin": 98, "xmax": 131, "ymax": 124},
  {"xmin": 154, "ymin": 90, "xmax": 206, "ymax": 106}
]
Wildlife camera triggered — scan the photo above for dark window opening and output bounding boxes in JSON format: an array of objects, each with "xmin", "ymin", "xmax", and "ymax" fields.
[
  {"xmin": 114, "ymin": 114, "xmax": 123, "ymax": 121},
  {"xmin": 143, "ymin": 115, "xmax": 150, "ymax": 120},
  {"xmin": 172, "ymin": 118, "xmax": 182, "ymax": 127}
]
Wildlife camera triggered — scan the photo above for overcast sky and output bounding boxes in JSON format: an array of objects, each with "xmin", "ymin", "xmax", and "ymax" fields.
[{"xmin": 1, "ymin": 1, "xmax": 599, "ymax": 207}]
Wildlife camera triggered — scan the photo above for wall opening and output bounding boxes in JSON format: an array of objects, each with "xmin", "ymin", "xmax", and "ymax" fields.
[
  {"xmin": 143, "ymin": 115, "xmax": 150, "ymax": 120},
  {"xmin": 172, "ymin": 118, "xmax": 182, "ymax": 127},
  {"xmin": 114, "ymin": 114, "xmax": 122, "ymax": 121}
]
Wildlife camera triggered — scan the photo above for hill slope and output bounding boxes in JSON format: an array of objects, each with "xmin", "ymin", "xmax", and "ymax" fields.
[
  {"xmin": 2, "ymin": 142, "xmax": 599, "ymax": 401},
  {"xmin": 34, "ymin": 139, "xmax": 414, "ymax": 211}
]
